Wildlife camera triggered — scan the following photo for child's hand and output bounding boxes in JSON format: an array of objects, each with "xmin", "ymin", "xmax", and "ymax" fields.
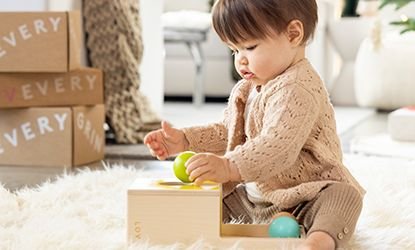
[
  {"xmin": 143, "ymin": 121, "xmax": 189, "ymax": 160},
  {"xmin": 185, "ymin": 153, "xmax": 241, "ymax": 186}
]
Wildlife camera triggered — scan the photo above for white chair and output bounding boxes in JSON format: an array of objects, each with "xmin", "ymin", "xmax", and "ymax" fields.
[{"xmin": 162, "ymin": 11, "xmax": 211, "ymax": 106}]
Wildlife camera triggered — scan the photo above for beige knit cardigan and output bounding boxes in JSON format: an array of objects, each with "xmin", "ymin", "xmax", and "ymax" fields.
[{"xmin": 182, "ymin": 59, "xmax": 364, "ymax": 210}]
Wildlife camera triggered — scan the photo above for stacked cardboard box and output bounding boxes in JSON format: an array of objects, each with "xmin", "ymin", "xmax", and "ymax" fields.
[{"xmin": 0, "ymin": 11, "xmax": 105, "ymax": 167}]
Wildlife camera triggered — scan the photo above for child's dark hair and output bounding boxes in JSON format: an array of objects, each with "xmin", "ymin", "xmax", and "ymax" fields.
[{"xmin": 212, "ymin": 0, "xmax": 318, "ymax": 45}]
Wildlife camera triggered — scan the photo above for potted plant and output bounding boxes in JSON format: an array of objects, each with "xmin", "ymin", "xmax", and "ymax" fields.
[
  {"xmin": 354, "ymin": 0, "xmax": 415, "ymax": 110},
  {"xmin": 327, "ymin": 0, "xmax": 375, "ymax": 105}
]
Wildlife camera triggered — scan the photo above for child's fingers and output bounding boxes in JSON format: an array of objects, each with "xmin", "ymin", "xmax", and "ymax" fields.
[
  {"xmin": 149, "ymin": 149, "xmax": 157, "ymax": 157},
  {"xmin": 194, "ymin": 175, "xmax": 209, "ymax": 186},
  {"xmin": 143, "ymin": 130, "xmax": 158, "ymax": 144},
  {"xmin": 148, "ymin": 144, "xmax": 161, "ymax": 155},
  {"xmin": 188, "ymin": 166, "xmax": 210, "ymax": 182},
  {"xmin": 161, "ymin": 121, "xmax": 175, "ymax": 138},
  {"xmin": 157, "ymin": 154, "xmax": 167, "ymax": 161},
  {"xmin": 149, "ymin": 148, "xmax": 167, "ymax": 160},
  {"xmin": 156, "ymin": 149, "xmax": 169, "ymax": 160},
  {"xmin": 185, "ymin": 155, "xmax": 208, "ymax": 174},
  {"xmin": 161, "ymin": 120, "xmax": 170, "ymax": 129},
  {"xmin": 143, "ymin": 134, "xmax": 151, "ymax": 144},
  {"xmin": 156, "ymin": 148, "xmax": 166, "ymax": 156},
  {"xmin": 145, "ymin": 141, "xmax": 157, "ymax": 152},
  {"xmin": 147, "ymin": 140, "xmax": 165, "ymax": 155},
  {"xmin": 145, "ymin": 121, "xmax": 164, "ymax": 143}
]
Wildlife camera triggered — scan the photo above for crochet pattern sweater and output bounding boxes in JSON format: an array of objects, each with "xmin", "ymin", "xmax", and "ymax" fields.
[{"xmin": 182, "ymin": 59, "xmax": 364, "ymax": 210}]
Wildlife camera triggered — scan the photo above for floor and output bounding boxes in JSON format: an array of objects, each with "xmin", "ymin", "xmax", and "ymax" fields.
[{"xmin": 0, "ymin": 102, "xmax": 386, "ymax": 192}]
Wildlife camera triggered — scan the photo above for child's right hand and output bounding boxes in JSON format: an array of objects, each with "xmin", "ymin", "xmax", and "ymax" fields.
[{"xmin": 143, "ymin": 121, "xmax": 189, "ymax": 160}]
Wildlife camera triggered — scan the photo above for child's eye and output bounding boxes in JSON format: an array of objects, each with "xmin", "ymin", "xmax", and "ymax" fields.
[
  {"xmin": 231, "ymin": 49, "xmax": 238, "ymax": 55},
  {"xmin": 246, "ymin": 45, "xmax": 257, "ymax": 50}
]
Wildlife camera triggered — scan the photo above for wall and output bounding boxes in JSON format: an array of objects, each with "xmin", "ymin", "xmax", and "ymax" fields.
[
  {"xmin": 0, "ymin": 0, "xmax": 47, "ymax": 11},
  {"xmin": 138, "ymin": 0, "xmax": 164, "ymax": 113}
]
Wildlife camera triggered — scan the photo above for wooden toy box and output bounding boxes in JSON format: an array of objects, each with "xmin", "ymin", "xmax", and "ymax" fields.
[{"xmin": 127, "ymin": 178, "xmax": 303, "ymax": 249}]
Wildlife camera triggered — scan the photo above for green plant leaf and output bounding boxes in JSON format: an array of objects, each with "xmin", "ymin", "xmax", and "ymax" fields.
[
  {"xmin": 390, "ymin": 17, "xmax": 415, "ymax": 33},
  {"xmin": 400, "ymin": 28, "xmax": 413, "ymax": 33},
  {"xmin": 379, "ymin": 0, "xmax": 415, "ymax": 10}
]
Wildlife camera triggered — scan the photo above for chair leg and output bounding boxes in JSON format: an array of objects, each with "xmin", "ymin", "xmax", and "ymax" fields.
[{"xmin": 187, "ymin": 41, "xmax": 204, "ymax": 107}]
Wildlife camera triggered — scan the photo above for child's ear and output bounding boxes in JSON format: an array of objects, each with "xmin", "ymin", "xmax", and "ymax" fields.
[{"xmin": 286, "ymin": 20, "xmax": 304, "ymax": 46}]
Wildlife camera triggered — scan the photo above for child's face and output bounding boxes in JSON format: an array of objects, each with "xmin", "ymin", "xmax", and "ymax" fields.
[{"xmin": 228, "ymin": 31, "xmax": 299, "ymax": 85}]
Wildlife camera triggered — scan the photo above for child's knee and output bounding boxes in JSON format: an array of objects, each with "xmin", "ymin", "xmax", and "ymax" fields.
[{"xmin": 304, "ymin": 183, "xmax": 363, "ymax": 248}]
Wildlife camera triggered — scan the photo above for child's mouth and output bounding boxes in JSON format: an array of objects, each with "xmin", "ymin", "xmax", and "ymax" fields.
[{"xmin": 241, "ymin": 71, "xmax": 254, "ymax": 80}]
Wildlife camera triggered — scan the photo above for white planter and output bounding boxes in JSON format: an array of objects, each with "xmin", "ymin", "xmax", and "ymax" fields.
[
  {"xmin": 355, "ymin": 32, "xmax": 415, "ymax": 110},
  {"xmin": 327, "ymin": 17, "xmax": 374, "ymax": 106}
]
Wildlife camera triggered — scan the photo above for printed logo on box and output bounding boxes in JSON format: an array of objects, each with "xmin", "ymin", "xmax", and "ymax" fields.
[
  {"xmin": 0, "ymin": 111, "xmax": 103, "ymax": 155},
  {"xmin": 0, "ymin": 113, "xmax": 67, "ymax": 154},
  {"xmin": 0, "ymin": 74, "xmax": 98, "ymax": 104},
  {"xmin": 76, "ymin": 112, "xmax": 103, "ymax": 154},
  {"xmin": 0, "ymin": 17, "xmax": 62, "ymax": 59}
]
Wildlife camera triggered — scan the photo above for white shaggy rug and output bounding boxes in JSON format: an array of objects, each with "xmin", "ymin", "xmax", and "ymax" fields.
[{"xmin": 1, "ymin": 154, "xmax": 414, "ymax": 250}]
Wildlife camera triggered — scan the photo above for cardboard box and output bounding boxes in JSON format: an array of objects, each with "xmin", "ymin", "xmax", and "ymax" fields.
[
  {"xmin": 0, "ymin": 104, "xmax": 105, "ymax": 167},
  {"xmin": 0, "ymin": 68, "xmax": 103, "ymax": 108},
  {"xmin": 0, "ymin": 11, "xmax": 81, "ymax": 72}
]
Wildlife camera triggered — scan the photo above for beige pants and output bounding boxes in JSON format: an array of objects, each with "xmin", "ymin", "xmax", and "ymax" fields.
[{"xmin": 222, "ymin": 183, "xmax": 363, "ymax": 248}]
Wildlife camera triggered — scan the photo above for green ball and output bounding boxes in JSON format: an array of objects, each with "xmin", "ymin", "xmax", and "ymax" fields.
[
  {"xmin": 268, "ymin": 216, "xmax": 300, "ymax": 238},
  {"xmin": 173, "ymin": 151, "xmax": 196, "ymax": 183}
]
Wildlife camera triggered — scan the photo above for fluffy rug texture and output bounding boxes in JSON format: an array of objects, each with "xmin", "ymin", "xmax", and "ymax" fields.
[{"xmin": 1, "ymin": 154, "xmax": 414, "ymax": 250}]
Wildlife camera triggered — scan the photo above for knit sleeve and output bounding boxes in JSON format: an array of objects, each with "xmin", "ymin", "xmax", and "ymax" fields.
[
  {"xmin": 181, "ymin": 106, "xmax": 229, "ymax": 155},
  {"xmin": 225, "ymin": 84, "xmax": 320, "ymax": 182},
  {"xmin": 181, "ymin": 81, "xmax": 246, "ymax": 155}
]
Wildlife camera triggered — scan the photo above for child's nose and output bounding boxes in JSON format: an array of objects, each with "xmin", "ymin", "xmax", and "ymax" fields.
[{"xmin": 238, "ymin": 56, "xmax": 248, "ymax": 65}]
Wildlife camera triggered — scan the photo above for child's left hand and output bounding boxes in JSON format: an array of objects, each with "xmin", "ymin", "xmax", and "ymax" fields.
[{"xmin": 185, "ymin": 153, "xmax": 241, "ymax": 186}]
